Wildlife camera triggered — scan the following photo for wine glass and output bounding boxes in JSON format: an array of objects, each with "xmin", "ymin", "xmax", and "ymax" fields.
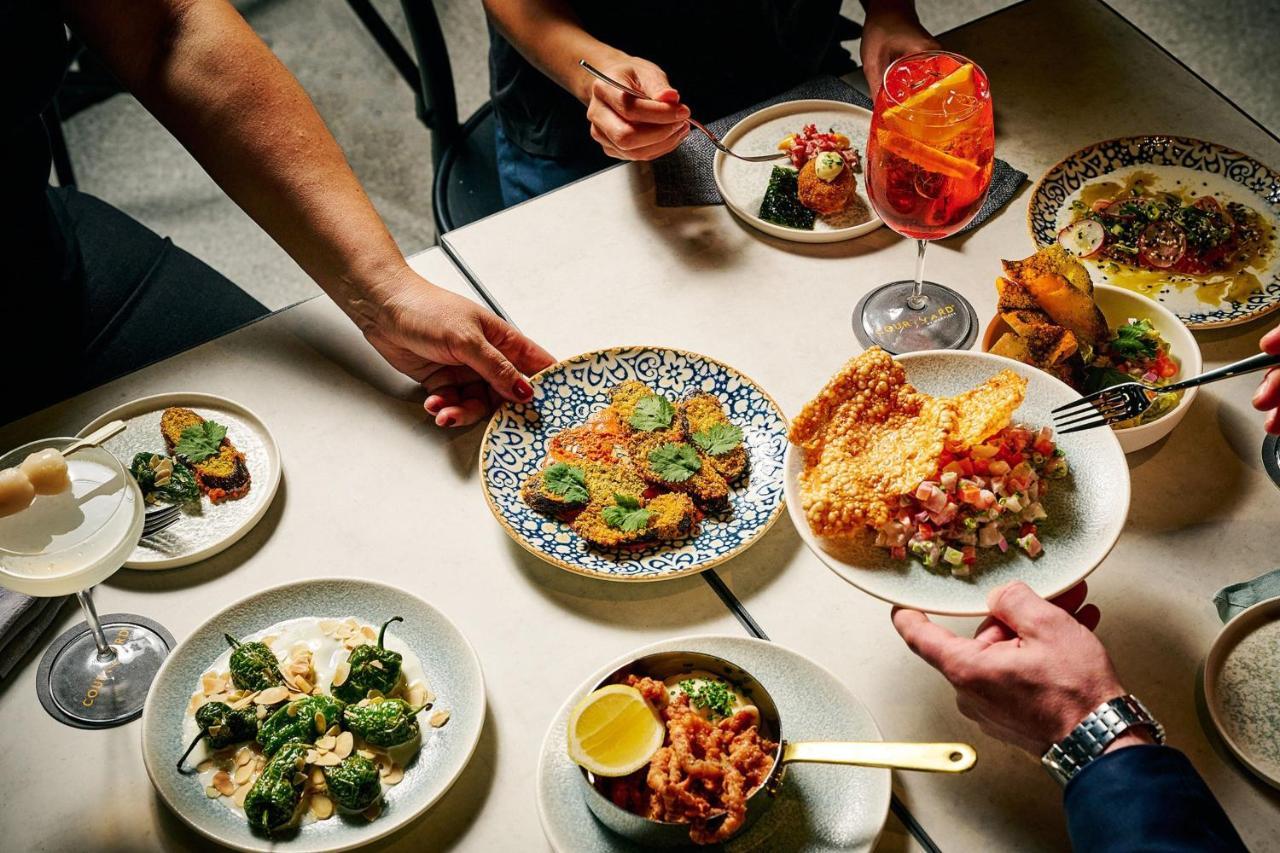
[
  {"xmin": 855, "ymin": 50, "xmax": 995, "ymax": 353},
  {"xmin": 0, "ymin": 437, "xmax": 168, "ymax": 726}
]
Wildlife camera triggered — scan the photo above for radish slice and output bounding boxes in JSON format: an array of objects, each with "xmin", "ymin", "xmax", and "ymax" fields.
[
  {"xmin": 1058, "ymin": 220, "xmax": 1106, "ymax": 258},
  {"xmin": 1138, "ymin": 221, "xmax": 1187, "ymax": 269}
]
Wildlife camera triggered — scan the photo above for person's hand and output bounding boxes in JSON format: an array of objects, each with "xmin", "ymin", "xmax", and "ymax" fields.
[
  {"xmin": 891, "ymin": 581, "xmax": 1149, "ymax": 755},
  {"xmin": 362, "ymin": 271, "xmax": 555, "ymax": 428},
  {"xmin": 1253, "ymin": 324, "xmax": 1280, "ymax": 434},
  {"xmin": 860, "ymin": 5, "xmax": 941, "ymax": 99},
  {"xmin": 584, "ymin": 56, "xmax": 691, "ymax": 161}
]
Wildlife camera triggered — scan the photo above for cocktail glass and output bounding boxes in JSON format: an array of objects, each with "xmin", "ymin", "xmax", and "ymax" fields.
[
  {"xmin": 0, "ymin": 437, "xmax": 168, "ymax": 726},
  {"xmin": 856, "ymin": 51, "xmax": 995, "ymax": 353}
]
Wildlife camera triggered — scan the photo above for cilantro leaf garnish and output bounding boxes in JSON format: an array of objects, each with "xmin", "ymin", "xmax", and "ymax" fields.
[
  {"xmin": 691, "ymin": 423, "xmax": 743, "ymax": 456},
  {"xmin": 648, "ymin": 442, "xmax": 701, "ymax": 482},
  {"xmin": 1108, "ymin": 319, "xmax": 1160, "ymax": 360},
  {"xmin": 629, "ymin": 394, "xmax": 675, "ymax": 432},
  {"xmin": 679, "ymin": 678, "xmax": 735, "ymax": 719},
  {"xmin": 174, "ymin": 420, "xmax": 227, "ymax": 463},
  {"xmin": 542, "ymin": 462, "xmax": 588, "ymax": 503},
  {"xmin": 601, "ymin": 493, "xmax": 652, "ymax": 532}
]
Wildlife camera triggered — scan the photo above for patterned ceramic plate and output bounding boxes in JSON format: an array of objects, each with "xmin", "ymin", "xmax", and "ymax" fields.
[
  {"xmin": 480, "ymin": 347, "xmax": 787, "ymax": 581},
  {"xmin": 1029, "ymin": 136, "xmax": 1280, "ymax": 329},
  {"xmin": 784, "ymin": 351, "xmax": 1130, "ymax": 616},
  {"xmin": 141, "ymin": 577, "xmax": 486, "ymax": 852},
  {"xmin": 1204, "ymin": 598, "xmax": 1280, "ymax": 789},
  {"xmin": 536, "ymin": 634, "xmax": 891, "ymax": 852},
  {"xmin": 78, "ymin": 392, "xmax": 281, "ymax": 569}
]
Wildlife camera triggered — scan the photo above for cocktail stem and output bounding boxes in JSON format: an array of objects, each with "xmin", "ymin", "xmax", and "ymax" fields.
[
  {"xmin": 76, "ymin": 588, "xmax": 116, "ymax": 661},
  {"xmin": 908, "ymin": 240, "xmax": 929, "ymax": 310}
]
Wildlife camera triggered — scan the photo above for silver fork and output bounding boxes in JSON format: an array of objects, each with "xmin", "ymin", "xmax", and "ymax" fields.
[
  {"xmin": 1052, "ymin": 351, "xmax": 1280, "ymax": 434},
  {"xmin": 578, "ymin": 60, "xmax": 788, "ymax": 163},
  {"xmin": 141, "ymin": 505, "xmax": 182, "ymax": 539}
]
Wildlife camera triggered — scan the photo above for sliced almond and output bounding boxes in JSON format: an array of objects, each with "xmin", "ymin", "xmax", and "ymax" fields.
[
  {"xmin": 315, "ymin": 735, "xmax": 336, "ymax": 751},
  {"xmin": 212, "ymin": 771, "xmax": 236, "ymax": 796},
  {"xmin": 326, "ymin": 724, "xmax": 341, "ymax": 738},
  {"xmin": 406, "ymin": 684, "xmax": 426, "ymax": 708},
  {"xmin": 255, "ymin": 755, "xmax": 267, "ymax": 771},
  {"xmin": 234, "ymin": 746, "xmax": 254, "ymax": 767},
  {"xmin": 360, "ymin": 625, "xmax": 377, "ymax": 641},
  {"xmin": 310, "ymin": 793, "xmax": 334, "ymax": 820},
  {"xmin": 356, "ymin": 748, "xmax": 376, "ymax": 760},
  {"xmin": 233, "ymin": 762, "xmax": 254, "ymax": 785},
  {"xmin": 306, "ymin": 749, "xmax": 322, "ymax": 764},
  {"xmin": 383, "ymin": 764, "xmax": 404, "ymax": 785},
  {"xmin": 233, "ymin": 781, "xmax": 253, "ymax": 807},
  {"xmin": 429, "ymin": 710, "xmax": 451, "ymax": 728},
  {"xmin": 207, "ymin": 724, "xmax": 224, "ymax": 740},
  {"xmin": 334, "ymin": 731, "xmax": 354, "ymax": 759},
  {"xmin": 313, "ymin": 751, "xmax": 344, "ymax": 767},
  {"xmin": 256, "ymin": 685, "xmax": 289, "ymax": 705},
  {"xmin": 314, "ymin": 711, "xmax": 327, "ymax": 733},
  {"xmin": 331, "ymin": 661, "xmax": 351, "ymax": 688},
  {"xmin": 196, "ymin": 758, "xmax": 214, "ymax": 773},
  {"xmin": 310, "ymin": 767, "xmax": 327, "ymax": 788},
  {"xmin": 204, "ymin": 785, "xmax": 221, "ymax": 799},
  {"xmin": 294, "ymin": 676, "xmax": 313, "ymax": 695},
  {"xmin": 256, "ymin": 705, "xmax": 269, "ymax": 721},
  {"xmin": 286, "ymin": 702, "xmax": 299, "ymax": 718},
  {"xmin": 201, "ymin": 673, "xmax": 221, "ymax": 695},
  {"xmin": 229, "ymin": 692, "xmax": 257, "ymax": 711},
  {"xmin": 369, "ymin": 659, "xmax": 385, "ymax": 671}
]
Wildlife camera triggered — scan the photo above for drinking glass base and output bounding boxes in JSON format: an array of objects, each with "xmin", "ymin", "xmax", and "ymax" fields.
[
  {"xmin": 853, "ymin": 280, "xmax": 979, "ymax": 354},
  {"xmin": 36, "ymin": 613, "xmax": 174, "ymax": 728}
]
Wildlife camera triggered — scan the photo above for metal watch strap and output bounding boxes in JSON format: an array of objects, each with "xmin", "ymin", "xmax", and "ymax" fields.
[{"xmin": 1041, "ymin": 694, "xmax": 1165, "ymax": 786}]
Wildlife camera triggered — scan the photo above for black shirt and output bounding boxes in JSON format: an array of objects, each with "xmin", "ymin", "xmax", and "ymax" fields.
[{"xmin": 489, "ymin": 1, "xmax": 845, "ymax": 160}]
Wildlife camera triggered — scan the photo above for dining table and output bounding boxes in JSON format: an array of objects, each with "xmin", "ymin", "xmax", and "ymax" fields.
[{"xmin": 1, "ymin": 0, "xmax": 1278, "ymax": 851}]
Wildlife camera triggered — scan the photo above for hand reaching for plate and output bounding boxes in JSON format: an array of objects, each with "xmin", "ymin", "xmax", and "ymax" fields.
[
  {"xmin": 584, "ymin": 56, "xmax": 691, "ymax": 161},
  {"xmin": 891, "ymin": 581, "xmax": 1153, "ymax": 756},
  {"xmin": 1253, "ymin": 324, "xmax": 1280, "ymax": 434},
  {"xmin": 860, "ymin": 1, "xmax": 942, "ymax": 98}
]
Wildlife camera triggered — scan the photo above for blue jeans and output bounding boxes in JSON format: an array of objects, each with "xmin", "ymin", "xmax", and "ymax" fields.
[{"xmin": 493, "ymin": 121, "xmax": 608, "ymax": 207}]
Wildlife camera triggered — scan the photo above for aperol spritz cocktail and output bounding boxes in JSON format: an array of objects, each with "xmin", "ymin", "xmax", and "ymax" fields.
[{"xmin": 856, "ymin": 51, "xmax": 995, "ymax": 353}]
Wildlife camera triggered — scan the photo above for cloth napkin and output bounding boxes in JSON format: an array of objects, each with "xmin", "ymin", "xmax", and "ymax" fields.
[
  {"xmin": 651, "ymin": 75, "xmax": 1026, "ymax": 233},
  {"xmin": 0, "ymin": 590, "xmax": 67, "ymax": 679},
  {"xmin": 1213, "ymin": 568, "xmax": 1280, "ymax": 623}
]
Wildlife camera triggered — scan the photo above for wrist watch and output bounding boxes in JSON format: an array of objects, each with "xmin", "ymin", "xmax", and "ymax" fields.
[{"xmin": 1041, "ymin": 694, "xmax": 1165, "ymax": 786}]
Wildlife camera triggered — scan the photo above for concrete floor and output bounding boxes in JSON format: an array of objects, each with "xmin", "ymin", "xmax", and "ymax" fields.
[{"xmin": 61, "ymin": 0, "xmax": 1280, "ymax": 310}]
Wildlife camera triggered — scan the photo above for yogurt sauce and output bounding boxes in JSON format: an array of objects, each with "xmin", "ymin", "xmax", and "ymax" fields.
[{"xmin": 662, "ymin": 671, "xmax": 759, "ymax": 724}]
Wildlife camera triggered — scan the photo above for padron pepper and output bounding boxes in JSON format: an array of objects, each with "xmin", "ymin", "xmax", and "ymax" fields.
[
  {"xmin": 331, "ymin": 616, "xmax": 405, "ymax": 703},
  {"xmin": 322, "ymin": 754, "xmax": 382, "ymax": 812},
  {"xmin": 176, "ymin": 701, "xmax": 259, "ymax": 770},
  {"xmin": 225, "ymin": 633, "xmax": 284, "ymax": 692},
  {"xmin": 243, "ymin": 741, "xmax": 309, "ymax": 834},
  {"xmin": 257, "ymin": 694, "xmax": 346, "ymax": 756},
  {"xmin": 342, "ymin": 698, "xmax": 425, "ymax": 748}
]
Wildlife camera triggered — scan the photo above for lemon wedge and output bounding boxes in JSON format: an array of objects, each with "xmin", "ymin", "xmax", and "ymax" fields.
[{"xmin": 566, "ymin": 684, "xmax": 665, "ymax": 778}]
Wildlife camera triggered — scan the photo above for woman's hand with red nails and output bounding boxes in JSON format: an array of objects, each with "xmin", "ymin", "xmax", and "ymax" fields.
[
  {"xmin": 1253, "ymin": 324, "xmax": 1280, "ymax": 434},
  {"xmin": 584, "ymin": 56, "xmax": 691, "ymax": 161},
  {"xmin": 361, "ymin": 269, "xmax": 554, "ymax": 428},
  {"xmin": 890, "ymin": 581, "xmax": 1144, "ymax": 755}
]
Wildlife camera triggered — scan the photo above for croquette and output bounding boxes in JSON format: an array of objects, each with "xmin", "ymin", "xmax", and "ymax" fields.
[{"xmin": 797, "ymin": 157, "xmax": 855, "ymax": 215}]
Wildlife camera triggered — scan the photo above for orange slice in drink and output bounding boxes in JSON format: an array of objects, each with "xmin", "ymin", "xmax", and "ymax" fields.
[
  {"xmin": 883, "ymin": 63, "xmax": 977, "ymax": 120},
  {"xmin": 875, "ymin": 128, "xmax": 981, "ymax": 180}
]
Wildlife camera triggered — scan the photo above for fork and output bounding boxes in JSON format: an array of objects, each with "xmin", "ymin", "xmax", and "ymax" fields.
[
  {"xmin": 1052, "ymin": 351, "xmax": 1280, "ymax": 434},
  {"xmin": 578, "ymin": 60, "xmax": 788, "ymax": 163},
  {"xmin": 141, "ymin": 504, "xmax": 182, "ymax": 539}
]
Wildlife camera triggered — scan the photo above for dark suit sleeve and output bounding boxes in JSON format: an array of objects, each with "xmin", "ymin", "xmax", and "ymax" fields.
[{"xmin": 1063, "ymin": 745, "xmax": 1247, "ymax": 852}]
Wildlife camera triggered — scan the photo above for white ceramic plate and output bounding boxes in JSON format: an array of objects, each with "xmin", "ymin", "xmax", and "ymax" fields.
[
  {"xmin": 142, "ymin": 577, "xmax": 486, "ymax": 853},
  {"xmin": 78, "ymin": 392, "xmax": 281, "ymax": 569},
  {"xmin": 1204, "ymin": 598, "xmax": 1280, "ymax": 789},
  {"xmin": 536, "ymin": 634, "xmax": 890, "ymax": 852},
  {"xmin": 784, "ymin": 351, "xmax": 1130, "ymax": 615},
  {"xmin": 714, "ymin": 99, "xmax": 882, "ymax": 244}
]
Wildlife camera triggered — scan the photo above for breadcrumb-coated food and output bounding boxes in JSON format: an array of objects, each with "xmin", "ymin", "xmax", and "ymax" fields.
[
  {"xmin": 161, "ymin": 407, "xmax": 252, "ymax": 503},
  {"xmin": 1001, "ymin": 244, "xmax": 1092, "ymax": 294},
  {"xmin": 582, "ymin": 460, "xmax": 648, "ymax": 502},
  {"xmin": 521, "ymin": 468, "xmax": 589, "ymax": 515},
  {"xmin": 646, "ymin": 493, "xmax": 699, "ymax": 541},
  {"xmin": 608, "ymin": 381, "xmax": 658, "ymax": 430},
  {"xmin": 571, "ymin": 503, "xmax": 648, "ymax": 548},
  {"xmin": 631, "ymin": 432, "xmax": 731, "ymax": 512},
  {"xmin": 682, "ymin": 394, "xmax": 749, "ymax": 482},
  {"xmin": 160, "ymin": 407, "xmax": 203, "ymax": 453},
  {"xmin": 796, "ymin": 157, "xmax": 855, "ymax": 215}
]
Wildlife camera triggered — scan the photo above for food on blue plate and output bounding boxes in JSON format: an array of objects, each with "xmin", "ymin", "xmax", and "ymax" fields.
[
  {"xmin": 181, "ymin": 616, "xmax": 448, "ymax": 832},
  {"xmin": 521, "ymin": 381, "xmax": 747, "ymax": 549},
  {"xmin": 759, "ymin": 124, "xmax": 861, "ymax": 229},
  {"xmin": 161, "ymin": 407, "xmax": 252, "ymax": 503},
  {"xmin": 792, "ymin": 348, "xmax": 1067, "ymax": 574}
]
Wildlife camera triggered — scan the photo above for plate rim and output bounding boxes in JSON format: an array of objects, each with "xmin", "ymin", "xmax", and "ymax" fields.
[
  {"xmin": 76, "ymin": 391, "xmax": 283, "ymax": 570},
  {"xmin": 1025, "ymin": 134, "xmax": 1280, "ymax": 330},
  {"xmin": 140, "ymin": 575, "xmax": 487, "ymax": 853},
  {"xmin": 713, "ymin": 98, "xmax": 883, "ymax": 244},
  {"xmin": 479, "ymin": 345, "xmax": 789, "ymax": 583},
  {"xmin": 783, "ymin": 349, "xmax": 1131, "ymax": 616},
  {"xmin": 533, "ymin": 632, "xmax": 891, "ymax": 852},
  {"xmin": 1203, "ymin": 596, "xmax": 1280, "ymax": 790}
]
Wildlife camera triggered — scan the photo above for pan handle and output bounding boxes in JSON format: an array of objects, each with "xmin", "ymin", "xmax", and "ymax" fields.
[{"xmin": 781, "ymin": 741, "xmax": 977, "ymax": 773}]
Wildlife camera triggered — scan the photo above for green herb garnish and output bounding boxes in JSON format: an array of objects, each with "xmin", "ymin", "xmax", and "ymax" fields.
[
  {"xmin": 648, "ymin": 442, "xmax": 701, "ymax": 483},
  {"xmin": 1109, "ymin": 319, "xmax": 1160, "ymax": 360},
  {"xmin": 679, "ymin": 678, "xmax": 735, "ymax": 719},
  {"xmin": 129, "ymin": 452, "xmax": 199, "ymax": 504},
  {"xmin": 601, "ymin": 493, "xmax": 652, "ymax": 532},
  {"xmin": 174, "ymin": 420, "xmax": 227, "ymax": 463},
  {"xmin": 543, "ymin": 462, "xmax": 589, "ymax": 503},
  {"xmin": 629, "ymin": 394, "xmax": 676, "ymax": 432},
  {"xmin": 691, "ymin": 423, "xmax": 743, "ymax": 456}
]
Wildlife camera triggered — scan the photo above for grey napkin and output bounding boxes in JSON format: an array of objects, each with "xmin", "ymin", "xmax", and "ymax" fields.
[
  {"xmin": 0, "ymin": 590, "xmax": 67, "ymax": 679},
  {"xmin": 1213, "ymin": 568, "xmax": 1280, "ymax": 623},
  {"xmin": 651, "ymin": 75, "xmax": 1026, "ymax": 233}
]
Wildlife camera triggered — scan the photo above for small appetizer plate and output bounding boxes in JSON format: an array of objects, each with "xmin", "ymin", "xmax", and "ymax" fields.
[
  {"xmin": 481, "ymin": 347, "xmax": 788, "ymax": 582},
  {"xmin": 142, "ymin": 577, "xmax": 485, "ymax": 853},
  {"xmin": 78, "ymin": 392, "xmax": 281, "ymax": 569},
  {"xmin": 715, "ymin": 99, "xmax": 882, "ymax": 244},
  {"xmin": 537, "ymin": 634, "xmax": 891, "ymax": 852},
  {"xmin": 784, "ymin": 351, "xmax": 1130, "ymax": 616},
  {"xmin": 1029, "ymin": 136, "xmax": 1280, "ymax": 329},
  {"xmin": 1203, "ymin": 598, "xmax": 1280, "ymax": 789},
  {"xmin": 982, "ymin": 284, "xmax": 1203, "ymax": 454}
]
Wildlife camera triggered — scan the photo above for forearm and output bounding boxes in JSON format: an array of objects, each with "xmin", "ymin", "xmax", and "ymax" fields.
[
  {"xmin": 61, "ymin": 0, "xmax": 409, "ymax": 330},
  {"xmin": 483, "ymin": 0, "xmax": 623, "ymax": 104}
]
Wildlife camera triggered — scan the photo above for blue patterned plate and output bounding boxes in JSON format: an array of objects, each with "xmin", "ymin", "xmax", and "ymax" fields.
[
  {"xmin": 1028, "ymin": 136, "xmax": 1280, "ymax": 329},
  {"xmin": 480, "ymin": 347, "xmax": 787, "ymax": 581}
]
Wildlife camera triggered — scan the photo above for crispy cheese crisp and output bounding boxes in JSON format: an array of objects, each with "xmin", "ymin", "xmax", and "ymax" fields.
[{"xmin": 945, "ymin": 369, "xmax": 1028, "ymax": 452}]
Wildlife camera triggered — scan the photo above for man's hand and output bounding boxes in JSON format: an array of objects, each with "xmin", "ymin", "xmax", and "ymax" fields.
[
  {"xmin": 363, "ymin": 270, "xmax": 554, "ymax": 428},
  {"xmin": 1253, "ymin": 324, "xmax": 1280, "ymax": 434},
  {"xmin": 860, "ymin": 2, "xmax": 941, "ymax": 98},
  {"xmin": 891, "ymin": 582, "xmax": 1148, "ymax": 755},
  {"xmin": 584, "ymin": 57, "xmax": 690, "ymax": 161}
]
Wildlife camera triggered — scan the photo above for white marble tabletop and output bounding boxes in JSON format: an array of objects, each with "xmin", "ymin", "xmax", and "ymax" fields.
[{"xmin": 440, "ymin": 0, "xmax": 1280, "ymax": 849}]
